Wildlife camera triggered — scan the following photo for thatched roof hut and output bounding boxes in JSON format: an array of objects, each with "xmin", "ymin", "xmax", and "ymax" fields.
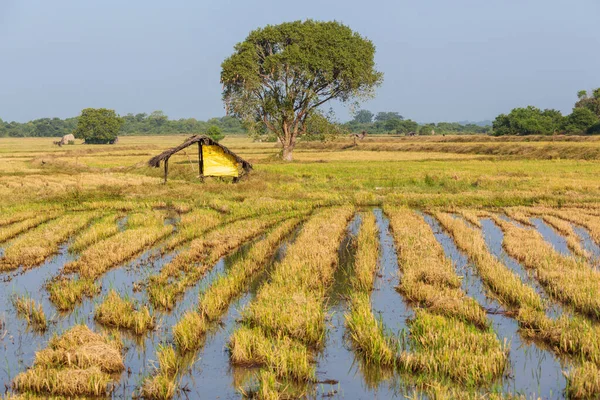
[{"xmin": 148, "ymin": 135, "xmax": 252, "ymax": 182}]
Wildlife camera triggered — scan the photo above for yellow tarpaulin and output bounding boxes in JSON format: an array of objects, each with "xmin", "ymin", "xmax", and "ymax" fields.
[{"xmin": 202, "ymin": 145, "xmax": 240, "ymax": 177}]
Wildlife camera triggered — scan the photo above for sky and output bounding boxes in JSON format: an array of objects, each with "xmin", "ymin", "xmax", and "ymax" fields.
[{"xmin": 1, "ymin": 0, "xmax": 599, "ymax": 123}]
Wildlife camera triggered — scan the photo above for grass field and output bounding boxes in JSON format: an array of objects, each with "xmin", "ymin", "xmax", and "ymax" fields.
[{"xmin": 1, "ymin": 134, "xmax": 600, "ymax": 399}]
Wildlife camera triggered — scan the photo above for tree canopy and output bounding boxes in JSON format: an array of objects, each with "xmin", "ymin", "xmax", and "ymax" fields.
[
  {"xmin": 0, "ymin": 112, "xmax": 247, "ymax": 138},
  {"xmin": 352, "ymin": 109, "xmax": 374, "ymax": 124},
  {"xmin": 205, "ymin": 125, "xmax": 224, "ymax": 142},
  {"xmin": 493, "ymin": 88, "xmax": 600, "ymax": 135},
  {"xmin": 221, "ymin": 20, "xmax": 383, "ymax": 161},
  {"xmin": 73, "ymin": 108, "xmax": 124, "ymax": 144},
  {"xmin": 375, "ymin": 111, "xmax": 403, "ymax": 122}
]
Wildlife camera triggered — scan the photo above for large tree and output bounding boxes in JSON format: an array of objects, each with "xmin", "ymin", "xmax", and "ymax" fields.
[
  {"xmin": 352, "ymin": 109, "xmax": 374, "ymax": 124},
  {"xmin": 575, "ymin": 88, "xmax": 600, "ymax": 118},
  {"xmin": 221, "ymin": 20, "xmax": 382, "ymax": 161},
  {"xmin": 492, "ymin": 106, "xmax": 564, "ymax": 135},
  {"xmin": 73, "ymin": 108, "xmax": 124, "ymax": 144},
  {"xmin": 375, "ymin": 111, "xmax": 403, "ymax": 122}
]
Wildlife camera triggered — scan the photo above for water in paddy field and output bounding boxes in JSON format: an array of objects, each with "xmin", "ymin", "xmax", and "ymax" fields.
[
  {"xmin": 371, "ymin": 209, "xmax": 413, "ymax": 336},
  {"xmin": 479, "ymin": 218, "xmax": 567, "ymax": 319},
  {"xmin": 315, "ymin": 211, "xmax": 418, "ymax": 399},
  {"xmin": 573, "ymin": 225, "xmax": 600, "ymax": 270},
  {"xmin": 424, "ymin": 214, "xmax": 568, "ymax": 399},
  {"xmin": 530, "ymin": 218, "xmax": 571, "ymax": 257},
  {"xmin": 0, "ymin": 242, "xmax": 76, "ymax": 394},
  {"xmin": 0, "ymin": 213, "xmax": 583, "ymax": 400}
]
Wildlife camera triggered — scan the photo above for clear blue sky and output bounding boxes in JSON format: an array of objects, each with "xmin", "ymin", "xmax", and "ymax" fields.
[{"xmin": 1, "ymin": 0, "xmax": 599, "ymax": 123}]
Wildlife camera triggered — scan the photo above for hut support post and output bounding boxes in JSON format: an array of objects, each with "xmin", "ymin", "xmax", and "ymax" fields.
[
  {"xmin": 163, "ymin": 157, "xmax": 169, "ymax": 184},
  {"xmin": 198, "ymin": 142, "xmax": 204, "ymax": 180}
]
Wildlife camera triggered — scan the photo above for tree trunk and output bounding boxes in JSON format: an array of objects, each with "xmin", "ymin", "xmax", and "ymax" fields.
[
  {"xmin": 281, "ymin": 122, "xmax": 295, "ymax": 162},
  {"xmin": 282, "ymin": 143, "xmax": 294, "ymax": 161}
]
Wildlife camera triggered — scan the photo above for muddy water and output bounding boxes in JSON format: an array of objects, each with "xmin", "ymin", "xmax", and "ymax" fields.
[{"xmin": 424, "ymin": 214, "xmax": 568, "ymax": 399}]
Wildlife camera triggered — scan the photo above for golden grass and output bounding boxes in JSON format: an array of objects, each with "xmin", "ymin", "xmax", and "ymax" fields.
[
  {"xmin": 13, "ymin": 367, "xmax": 112, "ymax": 398},
  {"xmin": 63, "ymin": 210, "xmax": 172, "ymax": 279},
  {"xmin": 385, "ymin": 207, "xmax": 488, "ymax": 328},
  {"xmin": 12, "ymin": 294, "xmax": 47, "ymax": 331},
  {"xmin": 433, "ymin": 212, "xmax": 600, "ymax": 379},
  {"xmin": 434, "ymin": 212, "xmax": 543, "ymax": 311},
  {"xmin": 47, "ymin": 210, "xmax": 172, "ymax": 311},
  {"xmin": 147, "ymin": 212, "xmax": 303, "ymax": 310},
  {"xmin": 47, "ymin": 277, "xmax": 99, "ymax": 311},
  {"xmin": 162, "ymin": 208, "xmax": 222, "ymax": 251},
  {"xmin": 0, "ymin": 210, "xmax": 41, "ymax": 227},
  {"xmin": 502, "ymin": 207, "xmax": 534, "ymax": 227},
  {"xmin": 227, "ymin": 206, "xmax": 353, "ymax": 395},
  {"xmin": 240, "ymin": 206, "xmax": 354, "ymax": 346},
  {"xmin": 344, "ymin": 212, "xmax": 396, "ymax": 368},
  {"xmin": 493, "ymin": 215, "xmax": 600, "ymax": 319},
  {"xmin": 566, "ymin": 362, "xmax": 600, "ymax": 400},
  {"xmin": 229, "ymin": 326, "xmax": 315, "ymax": 381},
  {"xmin": 70, "ymin": 212, "xmax": 121, "ymax": 253},
  {"xmin": 95, "ymin": 290, "xmax": 155, "ymax": 334},
  {"xmin": 140, "ymin": 345, "xmax": 179, "ymax": 400},
  {"xmin": 351, "ymin": 212, "xmax": 379, "ymax": 292},
  {"xmin": 542, "ymin": 208, "xmax": 600, "ymax": 245},
  {"xmin": 0, "ymin": 212, "xmax": 95, "ymax": 271},
  {"xmin": 142, "ymin": 217, "xmax": 305, "ymax": 398},
  {"xmin": 199, "ymin": 218, "xmax": 302, "ymax": 321},
  {"xmin": 539, "ymin": 214, "xmax": 588, "ymax": 258},
  {"xmin": 12, "ymin": 325, "xmax": 123, "ymax": 397},
  {"xmin": 346, "ymin": 293, "xmax": 396, "ymax": 367},
  {"xmin": 5, "ymin": 136, "xmax": 600, "ymax": 397},
  {"xmin": 399, "ymin": 310, "xmax": 508, "ymax": 387},
  {"xmin": 0, "ymin": 213, "xmax": 58, "ymax": 244},
  {"xmin": 454, "ymin": 209, "xmax": 482, "ymax": 228},
  {"xmin": 173, "ymin": 218, "xmax": 302, "ymax": 352},
  {"xmin": 516, "ymin": 307, "xmax": 600, "ymax": 366}
]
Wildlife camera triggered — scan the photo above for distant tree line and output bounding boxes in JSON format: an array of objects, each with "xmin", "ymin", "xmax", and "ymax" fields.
[
  {"xmin": 345, "ymin": 110, "xmax": 492, "ymax": 135},
  {"xmin": 492, "ymin": 88, "xmax": 600, "ymax": 135},
  {"xmin": 0, "ymin": 111, "xmax": 246, "ymax": 138}
]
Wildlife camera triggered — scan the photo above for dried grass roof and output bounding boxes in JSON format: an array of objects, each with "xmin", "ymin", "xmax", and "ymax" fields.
[{"xmin": 148, "ymin": 135, "xmax": 252, "ymax": 172}]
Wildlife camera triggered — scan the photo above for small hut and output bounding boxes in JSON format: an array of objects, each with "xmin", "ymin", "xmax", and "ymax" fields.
[{"xmin": 148, "ymin": 135, "xmax": 252, "ymax": 183}]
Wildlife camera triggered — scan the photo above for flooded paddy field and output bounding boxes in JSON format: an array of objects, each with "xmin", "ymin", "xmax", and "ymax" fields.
[
  {"xmin": 1, "ymin": 204, "xmax": 600, "ymax": 399},
  {"xmin": 2, "ymin": 136, "xmax": 600, "ymax": 399}
]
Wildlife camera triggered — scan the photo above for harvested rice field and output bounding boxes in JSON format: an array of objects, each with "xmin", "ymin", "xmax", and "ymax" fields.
[{"xmin": 2, "ymin": 135, "xmax": 600, "ymax": 399}]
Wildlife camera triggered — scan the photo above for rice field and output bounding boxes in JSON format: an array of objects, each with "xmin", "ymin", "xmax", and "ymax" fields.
[{"xmin": 1, "ymin": 135, "xmax": 600, "ymax": 399}]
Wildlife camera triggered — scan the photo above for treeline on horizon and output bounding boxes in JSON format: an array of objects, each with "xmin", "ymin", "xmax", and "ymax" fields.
[
  {"xmin": 0, "ymin": 111, "xmax": 245, "ymax": 138},
  {"xmin": 2, "ymin": 87, "xmax": 599, "ymax": 138},
  {"xmin": 344, "ymin": 110, "xmax": 491, "ymax": 135},
  {"xmin": 492, "ymin": 88, "xmax": 600, "ymax": 136},
  {"xmin": 0, "ymin": 109, "xmax": 492, "ymax": 138}
]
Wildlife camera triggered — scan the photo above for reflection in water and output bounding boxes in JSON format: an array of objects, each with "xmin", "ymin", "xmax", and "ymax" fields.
[
  {"xmin": 372, "ymin": 209, "xmax": 413, "ymax": 335},
  {"xmin": 316, "ymin": 211, "xmax": 418, "ymax": 399},
  {"xmin": 530, "ymin": 218, "xmax": 571, "ymax": 257},
  {"xmin": 573, "ymin": 225, "xmax": 600, "ymax": 270},
  {"xmin": 0, "ymin": 212, "xmax": 577, "ymax": 399},
  {"xmin": 172, "ymin": 223, "xmax": 303, "ymax": 398},
  {"xmin": 425, "ymin": 214, "xmax": 567, "ymax": 399},
  {"xmin": 480, "ymin": 218, "xmax": 567, "ymax": 319}
]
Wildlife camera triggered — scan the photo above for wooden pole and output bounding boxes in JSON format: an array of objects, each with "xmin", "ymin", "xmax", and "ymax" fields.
[
  {"xmin": 164, "ymin": 157, "xmax": 169, "ymax": 184},
  {"xmin": 198, "ymin": 142, "xmax": 204, "ymax": 178}
]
